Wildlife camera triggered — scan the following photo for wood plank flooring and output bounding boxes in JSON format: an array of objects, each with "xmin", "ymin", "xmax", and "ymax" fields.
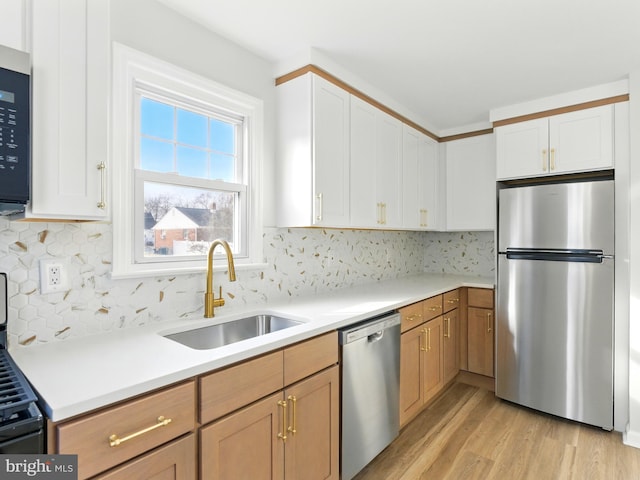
[{"xmin": 353, "ymin": 382, "xmax": 640, "ymax": 480}]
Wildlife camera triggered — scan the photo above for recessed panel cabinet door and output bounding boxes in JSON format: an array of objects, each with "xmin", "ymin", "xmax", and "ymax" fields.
[
  {"xmin": 549, "ymin": 104, "xmax": 613, "ymax": 174},
  {"xmin": 496, "ymin": 118, "xmax": 548, "ymax": 180},
  {"xmin": 31, "ymin": 0, "xmax": 109, "ymax": 219},
  {"xmin": 400, "ymin": 325, "xmax": 424, "ymax": 426},
  {"xmin": 468, "ymin": 306, "xmax": 494, "ymax": 377},
  {"xmin": 200, "ymin": 392, "xmax": 285, "ymax": 480},
  {"xmin": 423, "ymin": 316, "xmax": 444, "ymax": 404},
  {"xmin": 284, "ymin": 366, "xmax": 340, "ymax": 480}
]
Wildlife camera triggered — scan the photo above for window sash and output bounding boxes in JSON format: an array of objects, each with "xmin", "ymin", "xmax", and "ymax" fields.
[{"xmin": 133, "ymin": 169, "xmax": 248, "ymax": 264}]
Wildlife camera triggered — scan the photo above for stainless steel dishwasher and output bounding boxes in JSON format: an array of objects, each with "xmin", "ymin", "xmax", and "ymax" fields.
[{"xmin": 339, "ymin": 312, "xmax": 401, "ymax": 480}]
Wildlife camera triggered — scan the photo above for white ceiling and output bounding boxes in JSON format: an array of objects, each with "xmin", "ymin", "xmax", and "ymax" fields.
[{"xmin": 157, "ymin": 0, "xmax": 640, "ymax": 135}]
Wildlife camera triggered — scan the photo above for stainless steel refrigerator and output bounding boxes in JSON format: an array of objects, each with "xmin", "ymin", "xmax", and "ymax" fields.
[{"xmin": 496, "ymin": 178, "xmax": 614, "ymax": 430}]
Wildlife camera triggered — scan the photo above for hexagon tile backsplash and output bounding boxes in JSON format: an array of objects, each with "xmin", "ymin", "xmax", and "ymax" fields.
[{"xmin": 0, "ymin": 218, "xmax": 494, "ymax": 348}]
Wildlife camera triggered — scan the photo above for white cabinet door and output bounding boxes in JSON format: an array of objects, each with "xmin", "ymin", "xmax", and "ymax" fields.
[
  {"xmin": 445, "ymin": 134, "xmax": 496, "ymax": 231},
  {"xmin": 496, "ymin": 118, "xmax": 548, "ymax": 180},
  {"xmin": 276, "ymin": 73, "xmax": 350, "ymax": 227},
  {"xmin": 403, "ymin": 125, "xmax": 439, "ymax": 229},
  {"xmin": 350, "ymin": 96, "xmax": 378, "ymax": 227},
  {"xmin": 549, "ymin": 104, "xmax": 613, "ymax": 174},
  {"xmin": 496, "ymin": 105, "xmax": 614, "ymax": 180},
  {"xmin": 312, "ymin": 76, "xmax": 350, "ymax": 226},
  {"xmin": 30, "ymin": 0, "xmax": 109, "ymax": 220},
  {"xmin": 375, "ymin": 110, "xmax": 403, "ymax": 228},
  {"xmin": 350, "ymin": 96, "xmax": 402, "ymax": 228},
  {"xmin": 0, "ymin": 0, "xmax": 27, "ymax": 51}
]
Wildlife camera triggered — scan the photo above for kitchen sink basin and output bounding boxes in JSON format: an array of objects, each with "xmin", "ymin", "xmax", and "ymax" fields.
[{"xmin": 163, "ymin": 314, "xmax": 304, "ymax": 350}]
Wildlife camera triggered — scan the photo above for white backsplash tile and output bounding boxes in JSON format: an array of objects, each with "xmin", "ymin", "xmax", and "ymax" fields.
[{"xmin": 0, "ymin": 218, "xmax": 493, "ymax": 347}]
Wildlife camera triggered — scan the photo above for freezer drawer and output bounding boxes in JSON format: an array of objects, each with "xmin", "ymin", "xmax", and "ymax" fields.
[{"xmin": 496, "ymin": 255, "xmax": 614, "ymax": 429}]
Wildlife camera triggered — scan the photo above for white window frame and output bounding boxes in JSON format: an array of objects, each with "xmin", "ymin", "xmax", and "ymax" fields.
[{"xmin": 111, "ymin": 43, "xmax": 264, "ymax": 278}]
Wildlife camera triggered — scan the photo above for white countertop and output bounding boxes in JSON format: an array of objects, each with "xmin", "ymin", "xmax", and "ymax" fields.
[{"xmin": 10, "ymin": 273, "xmax": 493, "ymax": 422}]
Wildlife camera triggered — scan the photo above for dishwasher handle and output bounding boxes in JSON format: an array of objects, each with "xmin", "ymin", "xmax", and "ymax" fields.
[{"xmin": 368, "ymin": 331, "xmax": 384, "ymax": 343}]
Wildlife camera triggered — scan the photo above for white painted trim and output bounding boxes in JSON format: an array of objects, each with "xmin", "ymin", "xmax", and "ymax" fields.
[
  {"xmin": 490, "ymin": 79, "xmax": 629, "ymax": 123},
  {"xmin": 624, "ymin": 428, "xmax": 640, "ymax": 449},
  {"xmin": 110, "ymin": 42, "xmax": 264, "ymax": 279}
]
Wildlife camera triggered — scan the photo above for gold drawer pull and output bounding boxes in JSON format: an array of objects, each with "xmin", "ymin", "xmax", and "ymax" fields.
[
  {"xmin": 487, "ymin": 312, "xmax": 493, "ymax": 333},
  {"xmin": 405, "ymin": 313, "xmax": 423, "ymax": 322},
  {"xmin": 447, "ymin": 298, "xmax": 459, "ymax": 304},
  {"xmin": 420, "ymin": 328, "xmax": 427, "ymax": 351},
  {"xmin": 428, "ymin": 305, "xmax": 440, "ymax": 312},
  {"xmin": 444, "ymin": 317, "xmax": 451, "ymax": 338},
  {"xmin": 109, "ymin": 416, "xmax": 172, "ymax": 447},
  {"xmin": 288, "ymin": 395, "xmax": 297, "ymax": 435},
  {"xmin": 278, "ymin": 400, "xmax": 288, "ymax": 442}
]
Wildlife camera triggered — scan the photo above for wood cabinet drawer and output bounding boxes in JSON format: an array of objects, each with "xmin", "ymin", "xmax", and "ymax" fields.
[
  {"xmin": 200, "ymin": 350, "xmax": 284, "ymax": 424},
  {"xmin": 468, "ymin": 288, "xmax": 494, "ymax": 309},
  {"xmin": 443, "ymin": 289, "xmax": 460, "ymax": 313},
  {"xmin": 399, "ymin": 302, "xmax": 425, "ymax": 333},
  {"xmin": 423, "ymin": 294, "xmax": 443, "ymax": 320},
  {"xmin": 284, "ymin": 331, "xmax": 338, "ymax": 386},
  {"xmin": 95, "ymin": 434, "xmax": 196, "ymax": 480},
  {"xmin": 57, "ymin": 381, "xmax": 196, "ymax": 480}
]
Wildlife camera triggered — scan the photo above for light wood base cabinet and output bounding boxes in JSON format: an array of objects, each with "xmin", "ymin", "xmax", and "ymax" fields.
[
  {"xmin": 95, "ymin": 434, "xmax": 196, "ymax": 480},
  {"xmin": 201, "ymin": 365, "xmax": 340, "ymax": 480},
  {"xmin": 466, "ymin": 288, "xmax": 495, "ymax": 378},
  {"xmin": 399, "ymin": 290, "xmax": 459, "ymax": 427}
]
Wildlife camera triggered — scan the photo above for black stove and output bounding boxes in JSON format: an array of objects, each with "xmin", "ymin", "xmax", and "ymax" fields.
[{"xmin": 0, "ymin": 273, "xmax": 44, "ymax": 454}]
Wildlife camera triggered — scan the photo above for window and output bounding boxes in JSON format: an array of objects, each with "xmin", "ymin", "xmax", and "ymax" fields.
[{"xmin": 112, "ymin": 44, "xmax": 264, "ymax": 278}]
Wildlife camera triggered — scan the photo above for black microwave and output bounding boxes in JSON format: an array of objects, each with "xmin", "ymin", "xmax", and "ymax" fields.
[{"xmin": 0, "ymin": 44, "xmax": 29, "ymax": 215}]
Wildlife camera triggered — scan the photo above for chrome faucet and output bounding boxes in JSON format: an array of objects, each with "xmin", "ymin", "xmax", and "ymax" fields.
[{"xmin": 204, "ymin": 239, "xmax": 237, "ymax": 318}]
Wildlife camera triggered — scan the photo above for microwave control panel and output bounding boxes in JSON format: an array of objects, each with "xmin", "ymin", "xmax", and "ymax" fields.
[{"xmin": 0, "ymin": 65, "xmax": 29, "ymax": 203}]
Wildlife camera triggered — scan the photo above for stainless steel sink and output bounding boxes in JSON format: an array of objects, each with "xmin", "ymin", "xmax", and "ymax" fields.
[{"xmin": 163, "ymin": 314, "xmax": 303, "ymax": 350}]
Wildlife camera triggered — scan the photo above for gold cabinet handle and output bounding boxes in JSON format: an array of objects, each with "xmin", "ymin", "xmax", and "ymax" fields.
[
  {"xmin": 487, "ymin": 312, "xmax": 493, "ymax": 333},
  {"xmin": 420, "ymin": 328, "xmax": 427, "ymax": 351},
  {"xmin": 427, "ymin": 327, "xmax": 431, "ymax": 351},
  {"xmin": 381, "ymin": 202, "xmax": 387, "ymax": 225},
  {"xmin": 550, "ymin": 148, "xmax": 556, "ymax": 171},
  {"xmin": 277, "ymin": 400, "xmax": 288, "ymax": 442},
  {"xmin": 446, "ymin": 298, "xmax": 459, "ymax": 305},
  {"xmin": 109, "ymin": 416, "xmax": 172, "ymax": 447},
  {"xmin": 542, "ymin": 149, "xmax": 548, "ymax": 172},
  {"xmin": 405, "ymin": 313, "xmax": 423, "ymax": 323},
  {"xmin": 97, "ymin": 162, "xmax": 107, "ymax": 209},
  {"xmin": 315, "ymin": 193, "xmax": 323, "ymax": 221},
  {"xmin": 428, "ymin": 305, "xmax": 441, "ymax": 312},
  {"xmin": 287, "ymin": 395, "xmax": 297, "ymax": 435},
  {"xmin": 376, "ymin": 202, "xmax": 382, "ymax": 224},
  {"xmin": 444, "ymin": 317, "xmax": 450, "ymax": 338},
  {"xmin": 419, "ymin": 208, "xmax": 428, "ymax": 227}
]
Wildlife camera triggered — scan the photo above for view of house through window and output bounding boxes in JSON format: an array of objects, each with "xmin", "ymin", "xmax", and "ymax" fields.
[{"xmin": 138, "ymin": 95, "xmax": 245, "ymax": 261}]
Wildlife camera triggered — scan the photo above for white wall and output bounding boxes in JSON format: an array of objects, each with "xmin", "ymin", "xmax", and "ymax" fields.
[{"xmin": 624, "ymin": 70, "xmax": 640, "ymax": 447}]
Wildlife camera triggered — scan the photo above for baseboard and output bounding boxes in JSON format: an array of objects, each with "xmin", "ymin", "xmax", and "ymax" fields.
[
  {"xmin": 623, "ymin": 426, "xmax": 640, "ymax": 448},
  {"xmin": 456, "ymin": 370, "xmax": 495, "ymax": 392}
]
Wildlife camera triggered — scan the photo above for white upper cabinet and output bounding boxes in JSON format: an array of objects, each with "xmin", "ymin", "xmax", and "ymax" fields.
[
  {"xmin": 0, "ymin": 0, "xmax": 27, "ymax": 51},
  {"xmin": 445, "ymin": 134, "xmax": 496, "ymax": 231},
  {"xmin": 276, "ymin": 73, "xmax": 350, "ymax": 227},
  {"xmin": 350, "ymin": 96, "xmax": 402, "ymax": 228},
  {"xmin": 496, "ymin": 104, "xmax": 613, "ymax": 180},
  {"xmin": 402, "ymin": 125, "xmax": 440, "ymax": 230},
  {"xmin": 29, "ymin": 0, "xmax": 110, "ymax": 220}
]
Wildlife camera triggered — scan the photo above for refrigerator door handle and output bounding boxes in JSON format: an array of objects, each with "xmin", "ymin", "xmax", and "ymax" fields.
[{"xmin": 504, "ymin": 248, "xmax": 607, "ymax": 263}]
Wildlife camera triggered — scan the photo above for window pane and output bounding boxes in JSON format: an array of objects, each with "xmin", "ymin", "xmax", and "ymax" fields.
[
  {"xmin": 177, "ymin": 109, "xmax": 207, "ymax": 147},
  {"xmin": 210, "ymin": 118, "xmax": 235, "ymax": 154},
  {"xmin": 141, "ymin": 97, "xmax": 174, "ymax": 140},
  {"xmin": 143, "ymin": 182, "xmax": 237, "ymax": 258},
  {"xmin": 210, "ymin": 153, "xmax": 235, "ymax": 182},
  {"xmin": 140, "ymin": 138, "xmax": 174, "ymax": 172},
  {"xmin": 177, "ymin": 146, "xmax": 207, "ymax": 178}
]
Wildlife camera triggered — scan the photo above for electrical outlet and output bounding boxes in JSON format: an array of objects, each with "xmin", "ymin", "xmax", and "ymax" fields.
[{"xmin": 39, "ymin": 259, "xmax": 69, "ymax": 294}]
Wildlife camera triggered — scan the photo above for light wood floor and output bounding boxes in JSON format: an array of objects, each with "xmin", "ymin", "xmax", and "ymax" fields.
[{"xmin": 353, "ymin": 382, "xmax": 640, "ymax": 480}]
